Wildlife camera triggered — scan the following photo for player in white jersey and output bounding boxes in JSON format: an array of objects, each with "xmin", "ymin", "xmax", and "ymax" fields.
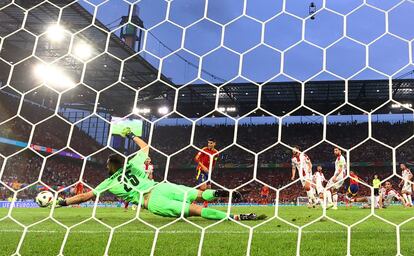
[
  {"xmin": 313, "ymin": 165, "xmax": 327, "ymax": 206},
  {"xmin": 291, "ymin": 146, "xmax": 317, "ymax": 207},
  {"xmin": 326, "ymin": 147, "xmax": 347, "ymax": 210},
  {"xmin": 143, "ymin": 157, "xmax": 154, "ymax": 180},
  {"xmin": 354, "ymin": 181, "xmax": 407, "ymax": 208},
  {"xmin": 398, "ymin": 163, "xmax": 413, "ymax": 206}
]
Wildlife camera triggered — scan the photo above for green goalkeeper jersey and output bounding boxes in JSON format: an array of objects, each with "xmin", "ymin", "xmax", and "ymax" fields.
[{"xmin": 93, "ymin": 151, "xmax": 157, "ymax": 204}]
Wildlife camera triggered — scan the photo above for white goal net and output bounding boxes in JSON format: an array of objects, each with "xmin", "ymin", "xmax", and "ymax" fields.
[{"xmin": 0, "ymin": 0, "xmax": 414, "ymax": 255}]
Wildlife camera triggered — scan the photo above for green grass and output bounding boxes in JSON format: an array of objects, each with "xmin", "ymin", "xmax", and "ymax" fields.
[{"xmin": 0, "ymin": 206, "xmax": 414, "ymax": 255}]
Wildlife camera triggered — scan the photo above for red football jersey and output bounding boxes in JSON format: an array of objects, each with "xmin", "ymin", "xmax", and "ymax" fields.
[
  {"xmin": 350, "ymin": 173, "xmax": 359, "ymax": 185},
  {"xmin": 261, "ymin": 186, "xmax": 269, "ymax": 196},
  {"xmin": 195, "ymin": 147, "xmax": 218, "ymax": 171},
  {"xmin": 75, "ymin": 182, "xmax": 84, "ymax": 194}
]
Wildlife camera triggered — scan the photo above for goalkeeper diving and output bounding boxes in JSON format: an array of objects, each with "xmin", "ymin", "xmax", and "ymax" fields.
[{"xmin": 53, "ymin": 128, "xmax": 266, "ymax": 221}]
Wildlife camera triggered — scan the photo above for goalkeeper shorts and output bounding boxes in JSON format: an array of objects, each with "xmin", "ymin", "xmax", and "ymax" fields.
[{"xmin": 147, "ymin": 183, "xmax": 199, "ymax": 218}]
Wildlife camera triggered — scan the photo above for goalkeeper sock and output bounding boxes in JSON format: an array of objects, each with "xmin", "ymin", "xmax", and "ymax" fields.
[{"xmin": 201, "ymin": 208, "xmax": 229, "ymax": 220}]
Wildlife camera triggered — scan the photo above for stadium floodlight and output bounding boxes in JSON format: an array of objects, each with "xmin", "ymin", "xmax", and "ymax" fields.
[
  {"xmin": 46, "ymin": 24, "xmax": 66, "ymax": 42},
  {"xmin": 217, "ymin": 106, "xmax": 236, "ymax": 112},
  {"xmin": 391, "ymin": 103, "xmax": 412, "ymax": 108},
  {"xmin": 73, "ymin": 42, "xmax": 93, "ymax": 60},
  {"xmin": 133, "ymin": 107, "xmax": 151, "ymax": 114},
  {"xmin": 158, "ymin": 106, "xmax": 169, "ymax": 114},
  {"xmin": 33, "ymin": 63, "xmax": 75, "ymax": 89}
]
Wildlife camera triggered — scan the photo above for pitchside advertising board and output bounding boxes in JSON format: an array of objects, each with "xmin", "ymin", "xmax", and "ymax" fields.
[{"xmin": 0, "ymin": 201, "xmax": 124, "ymax": 208}]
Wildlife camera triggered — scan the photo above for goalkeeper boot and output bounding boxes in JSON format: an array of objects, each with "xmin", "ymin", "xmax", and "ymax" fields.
[{"xmin": 237, "ymin": 213, "xmax": 267, "ymax": 221}]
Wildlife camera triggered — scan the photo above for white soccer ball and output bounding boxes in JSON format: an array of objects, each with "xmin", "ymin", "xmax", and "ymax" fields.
[{"xmin": 35, "ymin": 191, "xmax": 54, "ymax": 207}]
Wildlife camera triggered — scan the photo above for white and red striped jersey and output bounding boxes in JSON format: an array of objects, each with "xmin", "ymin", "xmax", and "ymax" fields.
[
  {"xmin": 143, "ymin": 163, "xmax": 154, "ymax": 178},
  {"xmin": 313, "ymin": 172, "xmax": 326, "ymax": 187},
  {"xmin": 402, "ymin": 168, "xmax": 412, "ymax": 182},
  {"xmin": 291, "ymin": 153, "xmax": 312, "ymax": 179},
  {"xmin": 380, "ymin": 187, "xmax": 402, "ymax": 207},
  {"xmin": 334, "ymin": 155, "xmax": 347, "ymax": 178}
]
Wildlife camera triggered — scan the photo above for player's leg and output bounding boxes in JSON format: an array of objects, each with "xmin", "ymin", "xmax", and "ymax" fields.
[
  {"xmin": 195, "ymin": 173, "xmax": 210, "ymax": 207},
  {"xmin": 303, "ymin": 179, "xmax": 316, "ymax": 207},
  {"xmin": 331, "ymin": 178, "xmax": 344, "ymax": 210},
  {"xmin": 124, "ymin": 200, "xmax": 129, "ymax": 211},
  {"xmin": 316, "ymin": 186, "xmax": 324, "ymax": 207},
  {"xmin": 151, "ymin": 183, "xmax": 240, "ymax": 205},
  {"xmin": 203, "ymin": 181, "xmax": 212, "ymax": 207},
  {"xmin": 325, "ymin": 179, "xmax": 334, "ymax": 208},
  {"xmin": 374, "ymin": 188, "xmax": 380, "ymax": 207},
  {"xmin": 401, "ymin": 183, "xmax": 411, "ymax": 206},
  {"xmin": 147, "ymin": 187, "xmax": 264, "ymax": 220},
  {"xmin": 331, "ymin": 189, "xmax": 339, "ymax": 209},
  {"xmin": 188, "ymin": 204, "xmax": 266, "ymax": 220},
  {"xmin": 403, "ymin": 184, "xmax": 413, "ymax": 206}
]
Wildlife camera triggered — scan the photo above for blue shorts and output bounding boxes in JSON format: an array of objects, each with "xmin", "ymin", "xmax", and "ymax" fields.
[
  {"xmin": 348, "ymin": 184, "xmax": 359, "ymax": 195},
  {"xmin": 196, "ymin": 172, "xmax": 208, "ymax": 185}
]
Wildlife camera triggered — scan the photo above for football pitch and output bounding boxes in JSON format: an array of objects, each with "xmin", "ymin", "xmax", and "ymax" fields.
[{"xmin": 0, "ymin": 206, "xmax": 414, "ymax": 256}]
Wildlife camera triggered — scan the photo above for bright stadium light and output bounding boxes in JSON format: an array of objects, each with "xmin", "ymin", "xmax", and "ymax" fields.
[
  {"xmin": 34, "ymin": 64, "xmax": 75, "ymax": 89},
  {"xmin": 133, "ymin": 107, "xmax": 151, "ymax": 114},
  {"xmin": 73, "ymin": 42, "xmax": 92, "ymax": 60},
  {"xmin": 217, "ymin": 106, "xmax": 236, "ymax": 112},
  {"xmin": 158, "ymin": 106, "xmax": 169, "ymax": 115},
  {"xmin": 46, "ymin": 24, "xmax": 66, "ymax": 42},
  {"xmin": 391, "ymin": 103, "xmax": 412, "ymax": 109}
]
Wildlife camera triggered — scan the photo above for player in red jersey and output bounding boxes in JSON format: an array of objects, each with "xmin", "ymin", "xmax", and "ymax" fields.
[
  {"xmin": 260, "ymin": 185, "xmax": 270, "ymax": 204},
  {"xmin": 73, "ymin": 182, "xmax": 84, "ymax": 208},
  {"xmin": 194, "ymin": 138, "xmax": 218, "ymax": 207},
  {"xmin": 345, "ymin": 170, "xmax": 363, "ymax": 207},
  {"xmin": 74, "ymin": 182, "xmax": 84, "ymax": 195}
]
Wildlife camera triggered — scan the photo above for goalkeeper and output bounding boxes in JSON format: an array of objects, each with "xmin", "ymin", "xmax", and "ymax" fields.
[{"xmin": 54, "ymin": 128, "xmax": 266, "ymax": 221}]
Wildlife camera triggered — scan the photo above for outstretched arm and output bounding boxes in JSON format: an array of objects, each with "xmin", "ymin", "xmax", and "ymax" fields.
[
  {"xmin": 132, "ymin": 136, "xmax": 149, "ymax": 154},
  {"xmin": 56, "ymin": 191, "xmax": 95, "ymax": 207},
  {"xmin": 291, "ymin": 166, "xmax": 296, "ymax": 181},
  {"xmin": 122, "ymin": 127, "xmax": 149, "ymax": 154}
]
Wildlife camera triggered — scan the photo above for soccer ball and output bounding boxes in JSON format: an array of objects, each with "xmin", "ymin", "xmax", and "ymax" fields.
[{"xmin": 35, "ymin": 191, "xmax": 54, "ymax": 207}]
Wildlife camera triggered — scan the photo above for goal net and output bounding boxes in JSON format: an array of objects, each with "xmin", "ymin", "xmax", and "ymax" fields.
[{"xmin": 0, "ymin": 0, "xmax": 414, "ymax": 255}]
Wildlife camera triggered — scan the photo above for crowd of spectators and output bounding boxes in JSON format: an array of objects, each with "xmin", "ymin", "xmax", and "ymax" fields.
[{"xmin": 1, "ymin": 90, "xmax": 413, "ymax": 204}]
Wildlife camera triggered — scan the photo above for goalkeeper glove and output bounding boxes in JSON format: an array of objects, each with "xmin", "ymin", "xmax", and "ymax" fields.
[
  {"xmin": 120, "ymin": 127, "xmax": 136, "ymax": 140},
  {"xmin": 49, "ymin": 197, "xmax": 67, "ymax": 208}
]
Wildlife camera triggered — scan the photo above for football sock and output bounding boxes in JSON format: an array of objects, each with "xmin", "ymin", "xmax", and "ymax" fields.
[
  {"xmin": 201, "ymin": 208, "xmax": 228, "ymax": 220},
  {"xmin": 333, "ymin": 194, "xmax": 338, "ymax": 207}
]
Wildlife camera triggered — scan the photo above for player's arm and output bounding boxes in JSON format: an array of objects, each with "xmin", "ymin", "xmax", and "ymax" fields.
[
  {"xmin": 306, "ymin": 156, "xmax": 312, "ymax": 173},
  {"xmin": 398, "ymin": 178, "xmax": 404, "ymax": 187},
  {"xmin": 195, "ymin": 149, "xmax": 208, "ymax": 172},
  {"xmin": 56, "ymin": 191, "xmax": 95, "ymax": 207},
  {"xmin": 121, "ymin": 127, "xmax": 149, "ymax": 153},
  {"xmin": 291, "ymin": 163, "xmax": 296, "ymax": 181},
  {"xmin": 395, "ymin": 192, "xmax": 407, "ymax": 207}
]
